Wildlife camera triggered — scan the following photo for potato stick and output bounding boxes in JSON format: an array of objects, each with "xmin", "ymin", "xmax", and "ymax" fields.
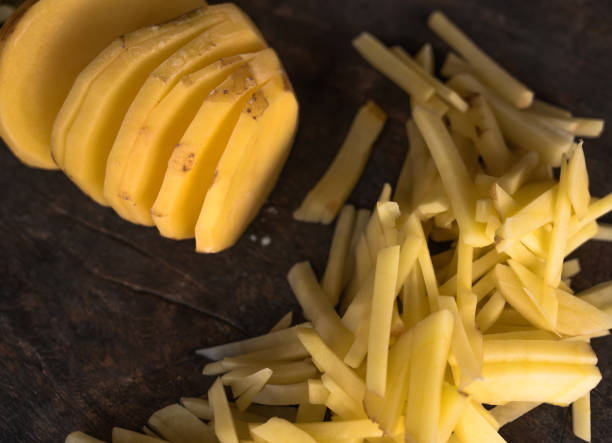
[
  {"xmin": 448, "ymin": 73, "xmax": 572, "ymax": 166},
  {"xmin": 413, "ymin": 42, "xmax": 435, "ymax": 74},
  {"xmin": 464, "ymin": 361, "xmax": 601, "ymax": 406},
  {"xmin": 406, "ymin": 120, "xmax": 436, "ymax": 207},
  {"xmin": 365, "ymin": 208, "xmax": 387, "ymax": 258},
  {"xmin": 236, "ymin": 370, "xmax": 274, "ymax": 412},
  {"xmin": 376, "ymin": 201, "xmax": 401, "ymax": 247},
  {"xmin": 111, "ymin": 428, "xmax": 168, "ymax": 443},
  {"xmin": 484, "ymin": 330, "xmax": 559, "ymax": 341},
  {"xmin": 571, "ymin": 393, "xmax": 592, "ymax": 442},
  {"xmin": 296, "ymin": 403, "xmax": 327, "ymax": 423},
  {"xmin": 391, "ymin": 301, "xmax": 405, "ymax": 337},
  {"xmin": 342, "ymin": 272, "xmax": 375, "ymax": 334},
  {"xmin": 413, "ymin": 105, "xmax": 489, "ymax": 246},
  {"xmin": 208, "ymin": 380, "xmax": 239, "ymax": 443},
  {"xmin": 231, "ymin": 368, "xmax": 273, "ymax": 398},
  {"xmin": 439, "ymin": 296, "xmax": 482, "ymax": 388},
  {"xmin": 396, "ymin": 213, "xmax": 426, "ymax": 292},
  {"xmin": 577, "ymin": 280, "xmax": 612, "ymax": 314},
  {"xmin": 342, "ymin": 208, "xmax": 372, "ymax": 288},
  {"xmin": 493, "ymin": 264, "xmax": 553, "ymax": 332},
  {"xmin": 448, "ymin": 107, "xmax": 478, "ymax": 141},
  {"xmin": 566, "ymin": 221, "xmax": 598, "ymax": 255},
  {"xmin": 475, "ymin": 173, "xmax": 498, "ymax": 197},
  {"xmin": 251, "ymin": 418, "xmax": 316, "ymax": 443},
  {"xmin": 65, "ymin": 432, "xmax": 106, "ymax": 443},
  {"xmin": 392, "ymin": 45, "xmax": 468, "ymax": 112},
  {"xmin": 269, "ymin": 312, "xmax": 293, "ymax": 333},
  {"xmin": 414, "ymin": 95, "xmax": 451, "ymax": 117},
  {"xmin": 437, "ymin": 383, "xmax": 468, "ymax": 443},
  {"xmin": 508, "ymin": 259, "xmax": 558, "ymax": 329},
  {"xmin": 498, "ymin": 151, "xmax": 540, "ymax": 195},
  {"xmin": 405, "ymin": 310, "xmax": 454, "ymax": 443},
  {"xmin": 477, "ymin": 292, "xmax": 506, "ymax": 332},
  {"xmin": 428, "ymin": 11, "xmax": 533, "ymax": 108},
  {"xmin": 203, "ymin": 361, "xmax": 227, "ymax": 376},
  {"xmin": 573, "ymin": 118, "xmax": 605, "ymax": 138},
  {"xmin": 592, "ymin": 222, "xmax": 612, "ymax": 242},
  {"xmin": 294, "ymin": 101, "xmax": 386, "ymax": 224},
  {"xmin": 556, "ymin": 289, "xmax": 612, "ymax": 336},
  {"xmin": 440, "ymin": 248, "xmax": 506, "ymax": 295},
  {"xmin": 352, "ymin": 32, "xmax": 435, "ymax": 102},
  {"xmin": 561, "ymin": 259, "xmax": 581, "ymax": 280},
  {"xmin": 402, "ymin": 264, "xmax": 430, "ymax": 328},
  {"xmin": 526, "ymin": 112, "xmax": 578, "ymax": 133},
  {"xmin": 321, "ymin": 373, "xmax": 367, "ymax": 419},
  {"xmin": 297, "ymin": 328, "xmax": 366, "ymax": 403},
  {"xmin": 366, "ymin": 246, "xmax": 400, "ymax": 396},
  {"xmin": 569, "ymin": 193, "xmax": 612, "ymax": 236},
  {"xmin": 489, "ymin": 402, "xmax": 540, "ymax": 427},
  {"xmin": 180, "ymin": 397, "xmax": 215, "ymax": 421},
  {"xmin": 434, "ymin": 210, "xmax": 455, "ymax": 228},
  {"xmin": 252, "ymin": 382, "xmax": 309, "ymax": 406},
  {"xmin": 140, "ymin": 427, "xmax": 157, "ymax": 439},
  {"xmin": 221, "ymin": 341, "xmax": 309, "ymax": 368},
  {"xmin": 565, "ymin": 142, "xmax": 590, "ymax": 220},
  {"xmin": 468, "ymin": 95, "xmax": 515, "ymax": 175},
  {"xmin": 457, "ymin": 237, "xmax": 473, "ymax": 295},
  {"xmin": 296, "ymin": 420, "xmax": 382, "ymax": 440},
  {"xmin": 223, "ymin": 361, "xmax": 318, "ymax": 386},
  {"xmin": 288, "ymin": 262, "xmax": 354, "ymax": 357},
  {"xmin": 440, "ymin": 52, "xmax": 471, "ymax": 78},
  {"xmin": 322, "ymin": 205, "xmax": 356, "ymax": 306},
  {"xmin": 476, "ymin": 199, "xmax": 495, "ymax": 223},
  {"xmin": 197, "ymin": 325, "xmax": 307, "ymax": 360},
  {"xmin": 341, "ymin": 236, "xmax": 373, "ymax": 313},
  {"xmin": 454, "ymin": 401, "xmax": 506, "ymax": 443},
  {"xmin": 418, "ymin": 246, "xmax": 441, "ymax": 311},
  {"xmin": 530, "ymin": 99, "xmax": 572, "ymax": 118},
  {"xmin": 490, "ymin": 183, "xmax": 519, "ymax": 220},
  {"xmin": 344, "ymin": 316, "xmax": 370, "ymax": 368},
  {"xmin": 473, "ymin": 269, "xmax": 497, "ymax": 301},
  {"xmin": 307, "ymin": 379, "xmax": 329, "ymax": 405},
  {"xmin": 505, "ymin": 241, "xmax": 546, "ymax": 276},
  {"xmin": 483, "ymin": 339, "xmax": 597, "ymax": 365},
  {"xmin": 393, "ymin": 149, "xmax": 414, "ymax": 213}
]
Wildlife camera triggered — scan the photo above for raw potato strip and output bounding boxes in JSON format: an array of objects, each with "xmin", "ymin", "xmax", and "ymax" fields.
[
  {"xmin": 251, "ymin": 418, "xmax": 317, "ymax": 443},
  {"xmin": 391, "ymin": 45, "xmax": 468, "ymax": 111},
  {"xmin": 476, "ymin": 291, "xmax": 506, "ymax": 332},
  {"xmin": 567, "ymin": 142, "xmax": 590, "ymax": 219},
  {"xmin": 489, "ymin": 402, "xmax": 540, "ymax": 427},
  {"xmin": 196, "ymin": 325, "xmax": 306, "ymax": 360},
  {"xmin": 412, "ymin": 104, "xmax": 489, "ymax": 246},
  {"xmin": 367, "ymin": 245, "xmax": 400, "ymax": 397},
  {"xmin": 530, "ymin": 99, "xmax": 572, "ymax": 118},
  {"xmin": 297, "ymin": 327, "xmax": 366, "ymax": 404},
  {"xmin": 402, "ymin": 264, "xmax": 430, "ymax": 328},
  {"xmin": 294, "ymin": 101, "xmax": 386, "ymax": 224},
  {"xmin": 148, "ymin": 404, "xmax": 217, "ymax": 443},
  {"xmin": 269, "ymin": 312, "xmax": 293, "ymax": 333},
  {"xmin": 221, "ymin": 360, "xmax": 317, "ymax": 385},
  {"xmin": 468, "ymin": 95, "xmax": 514, "ymax": 176},
  {"xmin": 555, "ymin": 289, "xmax": 612, "ymax": 336},
  {"xmin": 209, "ymin": 379, "xmax": 239, "ymax": 443},
  {"xmin": 288, "ymin": 262, "xmax": 354, "ymax": 356},
  {"xmin": 578, "ymin": 280, "xmax": 612, "ymax": 314},
  {"xmin": 497, "ymin": 151, "xmax": 540, "ymax": 195},
  {"xmin": 321, "ymin": 204, "xmax": 356, "ymax": 305},
  {"xmin": 454, "ymin": 401, "xmax": 506, "ymax": 443},
  {"xmin": 562, "ymin": 258, "xmax": 581, "ymax": 279},
  {"xmin": 447, "ymin": 73, "xmax": 572, "ymax": 166},
  {"xmin": 428, "ymin": 11, "xmax": 533, "ymax": 108},
  {"xmin": 65, "ymin": 433, "xmax": 104, "ymax": 443},
  {"xmin": 307, "ymin": 379, "xmax": 329, "ymax": 405},
  {"xmin": 594, "ymin": 223, "xmax": 612, "ymax": 241},
  {"xmin": 569, "ymin": 193, "xmax": 612, "ymax": 237},
  {"xmin": 352, "ymin": 33, "xmax": 435, "ymax": 103},
  {"xmin": 232, "ymin": 368, "xmax": 273, "ymax": 411},
  {"xmin": 573, "ymin": 118, "xmax": 605, "ymax": 138},
  {"xmin": 253, "ymin": 382, "xmax": 310, "ymax": 405},
  {"xmin": 572, "ymin": 393, "xmax": 591, "ymax": 442},
  {"xmin": 482, "ymin": 340, "xmax": 597, "ymax": 365},
  {"xmin": 343, "ymin": 208, "xmax": 372, "ymax": 288},
  {"xmin": 440, "ymin": 248, "xmax": 506, "ymax": 295},
  {"xmin": 405, "ymin": 310, "xmax": 454, "ymax": 443},
  {"xmin": 321, "ymin": 373, "xmax": 367, "ymax": 419},
  {"xmin": 296, "ymin": 420, "xmax": 382, "ymax": 440},
  {"xmin": 437, "ymin": 383, "xmax": 469, "ymax": 443},
  {"xmin": 415, "ymin": 43, "xmax": 435, "ymax": 74}
]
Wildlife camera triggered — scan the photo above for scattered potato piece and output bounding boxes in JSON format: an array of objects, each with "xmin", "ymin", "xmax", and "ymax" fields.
[{"xmin": 572, "ymin": 393, "xmax": 591, "ymax": 442}]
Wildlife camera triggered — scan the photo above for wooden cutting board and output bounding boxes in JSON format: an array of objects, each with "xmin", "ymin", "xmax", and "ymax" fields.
[{"xmin": 1, "ymin": 0, "xmax": 611, "ymax": 441}]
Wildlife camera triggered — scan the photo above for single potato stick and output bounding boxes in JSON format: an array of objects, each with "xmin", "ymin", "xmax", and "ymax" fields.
[
  {"xmin": 112, "ymin": 428, "xmax": 166, "ymax": 443},
  {"xmin": 352, "ymin": 32, "xmax": 435, "ymax": 103},
  {"xmin": 428, "ymin": 10, "xmax": 533, "ymax": 108},
  {"xmin": 251, "ymin": 418, "xmax": 317, "ymax": 443},
  {"xmin": 572, "ymin": 393, "xmax": 591, "ymax": 442},
  {"xmin": 148, "ymin": 404, "xmax": 218, "ymax": 443},
  {"xmin": 294, "ymin": 101, "xmax": 386, "ymax": 224},
  {"xmin": 489, "ymin": 402, "xmax": 540, "ymax": 427}
]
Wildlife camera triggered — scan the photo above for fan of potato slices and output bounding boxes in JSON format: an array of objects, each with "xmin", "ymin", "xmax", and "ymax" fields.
[{"xmin": 66, "ymin": 10, "xmax": 611, "ymax": 443}]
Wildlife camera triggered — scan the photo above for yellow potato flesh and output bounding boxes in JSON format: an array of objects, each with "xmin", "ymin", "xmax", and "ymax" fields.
[
  {"xmin": 106, "ymin": 4, "xmax": 267, "ymax": 220},
  {"xmin": 62, "ymin": 11, "xmax": 225, "ymax": 204},
  {"xmin": 114, "ymin": 54, "xmax": 255, "ymax": 225},
  {"xmin": 151, "ymin": 48, "xmax": 282, "ymax": 239},
  {"xmin": 0, "ymin": 0, "xmax": 203, "ymax": 169},
  {"xmin": 194, "ymin": 74, "xmax": 298, "ymax": 252}
]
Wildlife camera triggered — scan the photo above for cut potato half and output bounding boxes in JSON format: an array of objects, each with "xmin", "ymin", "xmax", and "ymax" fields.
[
  {"xmin": 106, "ymin": 3, "xmax": 267, "ymax": 220},
  {"xmin": 0, "ymin": 0, "xmax": 203, "ymax": 169},
  {"xmin": 151, "ymin": 48, "xmax": 284, "ymax": 239},
  {"xmin": 60, "ymin": 9, "xmax": 226, "ymax": 204},
  {"xmin": 194, "ymin": 74, "xmax": 298, "ymax": 252}
]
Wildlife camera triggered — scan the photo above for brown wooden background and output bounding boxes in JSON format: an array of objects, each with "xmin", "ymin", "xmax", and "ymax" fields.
[{"xmin": 1, "ymin": 0, "xmax": 611, "ymax": 441}]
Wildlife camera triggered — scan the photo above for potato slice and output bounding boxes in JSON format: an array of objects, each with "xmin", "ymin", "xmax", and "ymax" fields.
[
  {"xmin": 194, "ymin": 74, "xmax": 298, "ymax": 251},
  {"xmin": 151, "ymin": 49, "xmax": 283, "ymax": 238},
  {"xmin": 293, "ymin": 101, "xmax": 386, "ymax": 224},
  {"xmin": 0, "ymin": 0, "xmax": 202, "ymax": 169},
  {"xmin": 110, "ymin": 53, "xmax": 254, "ymax": 224},
  {"xmin": 107, "ymin": 4, "xmax": 267, "ymax": 221},
  {"xmin": 61, "ymin": 10, "xmax": 227, "ymax": 204}
]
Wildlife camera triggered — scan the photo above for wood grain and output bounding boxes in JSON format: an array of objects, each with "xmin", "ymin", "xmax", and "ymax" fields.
[{"xmin": 1, "ymin": 0, "xmax": 611, "ymax": 441}]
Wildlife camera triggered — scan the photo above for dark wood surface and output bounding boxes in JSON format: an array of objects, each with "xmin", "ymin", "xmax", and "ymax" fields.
[{"xmin": 1, "ymin": 1, "xmax": 611, "ymax": 441}]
